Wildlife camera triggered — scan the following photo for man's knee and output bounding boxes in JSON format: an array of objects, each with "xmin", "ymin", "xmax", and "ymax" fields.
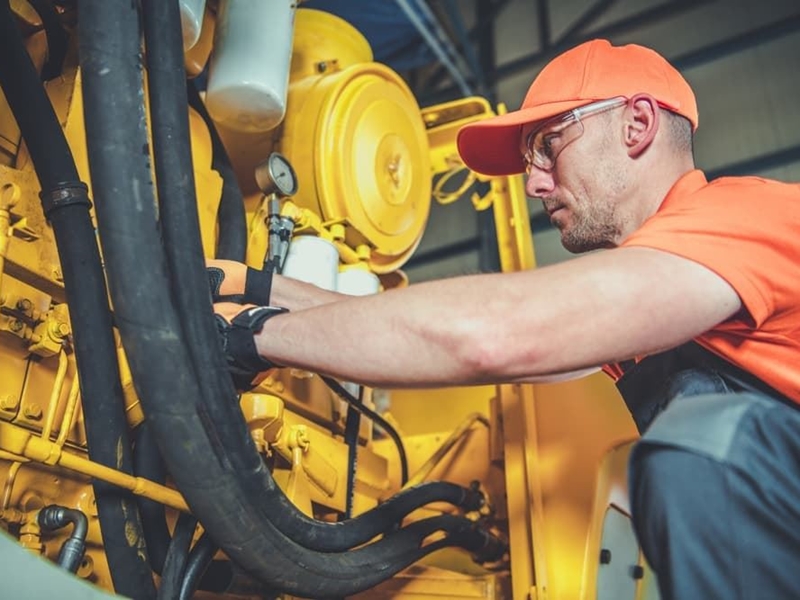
[{"xmin": 628, "ymin": 444, "xmax": 730, "ymax": 562}]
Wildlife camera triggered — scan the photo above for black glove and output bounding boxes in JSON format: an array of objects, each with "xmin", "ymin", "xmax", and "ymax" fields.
[
  {"xmin": 206, "ymin": 259, "xmax": 274, "ymax": 305},
  {"xmin": 214, "ymin": 302, "xmax": 287, "ymax": 391}
]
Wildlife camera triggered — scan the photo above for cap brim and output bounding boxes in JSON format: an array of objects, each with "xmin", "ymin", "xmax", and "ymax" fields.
[{"xmin": 456, "ymin": 99, "xmax": 592, "ymax": 176}]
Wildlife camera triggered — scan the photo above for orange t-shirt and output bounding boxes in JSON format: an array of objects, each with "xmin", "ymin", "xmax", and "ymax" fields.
[{"xmin": 604, "ymin": 169, "xmax": 800, "ymax": 405}]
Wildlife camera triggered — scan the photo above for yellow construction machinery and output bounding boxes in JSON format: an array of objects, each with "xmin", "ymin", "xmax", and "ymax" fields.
[{"xmin": 0, "ymin": 1, "xmax": 653, "ymax": 598}]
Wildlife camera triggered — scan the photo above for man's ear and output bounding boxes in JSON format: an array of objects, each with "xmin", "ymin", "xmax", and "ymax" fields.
[{"xmin": 624, "ymin": 94, "xmax": 659, "ymax": 158}]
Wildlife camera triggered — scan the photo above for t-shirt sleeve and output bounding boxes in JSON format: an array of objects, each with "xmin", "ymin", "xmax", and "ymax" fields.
[{"xmin": 621, "ymin": 179, "xmax": 800, "ymax": 328}]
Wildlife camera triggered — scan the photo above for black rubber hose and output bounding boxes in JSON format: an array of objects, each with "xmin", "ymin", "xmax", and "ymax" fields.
[
  {"xmin": 27, "ymin": 0, "xmax": 68, "ymax": 80},
  {"xmin": 251, "ymin": 479, "xmax": 485, "ymax": 552},
  {"xmin": 133, "ymin": 423, "xmax": 171, "ymax": 575},
  {"xmin": 178, "ymin": 533, "xmax": 219, "ymax": 600},
  {"xmin": 157, "ymin": 513, "xmax": 197, "ymax": 600},
  {"xmin": 139, "ymin": 0, "xmax": 482, "ymax": 556},
  {"xmin": 133, "ymin": 422, "xmax": 238, "ymax": 591},
  {"xmin": 80, "ymin": 2, "xmax": 504, "ymax": 596},
  {"xmin": 38, "ymin": 505, "xmax": 89, "ymax": 573},
  {"xmin": 139, "ymin": 0, "xmax": 247, "ymax": 458},
  {"xmin": 0, "ymin": 3, "xmax": 156, "ymax": 597},
  {"xmin": 136, "ymin": 410, "xmax": 484, "ymax": 554},
  {"xmin": 186, "ymin": 80, "xmax": 247, "ymax": 262}
]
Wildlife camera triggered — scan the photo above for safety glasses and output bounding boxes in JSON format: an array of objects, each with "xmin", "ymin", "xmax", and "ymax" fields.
[{"xmin": 521, "ymin": 97, "xmax": 628, "ymax": 173}]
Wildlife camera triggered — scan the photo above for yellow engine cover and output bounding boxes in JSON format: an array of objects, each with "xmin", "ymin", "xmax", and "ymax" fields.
[{"xmin": 281, "ymin": 11, "xmax": 432, "ymax": 273}]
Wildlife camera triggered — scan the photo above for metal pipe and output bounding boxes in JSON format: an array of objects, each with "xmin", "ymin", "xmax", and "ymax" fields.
[
  {"xmin": 403, "ymin": 412, "xmax": 490, "ymax": 489},
  {"xmin": 394, "ymin": 0, "xmax": 473, "ymax": 96},
  {"xmin": 0, "ymin": 423, "xmax": 189, "ymax": 512},
  {"xmin": 1, "ymin": 460, "xmax": 22, "ymax": 509},
  {"xmin": 55, "ymin": 363, "xmax": 80, "ymax": 447},
  {"xmin": 443, "ymin": 0, "xmax": 487, "ymax": 94},
  {"xmin": 40, "ymin": 349, "xmax": 68, "ymax": 440}
]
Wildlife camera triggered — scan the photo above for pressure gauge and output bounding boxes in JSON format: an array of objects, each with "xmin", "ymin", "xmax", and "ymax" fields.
[{"xmin": 255, "ymin": 152, "xmax": 298, "ymax": 197}]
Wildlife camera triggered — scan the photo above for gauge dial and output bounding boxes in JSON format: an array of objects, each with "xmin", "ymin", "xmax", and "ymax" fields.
[{"xmin": 255, "ymin": 152, "xmax": 298, "ymax": 197}]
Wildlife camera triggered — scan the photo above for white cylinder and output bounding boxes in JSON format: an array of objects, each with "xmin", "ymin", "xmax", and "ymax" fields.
[
  {"xmin": 337, "ymin": 269, "xmax": 380, "ymax": 296},
  {"xmin": 282, "ymin": 236, "xmax": 339, "ymax": 291},
  {"xmin": 179, "ymin": 0, "xmax": 207, "ymax": 51},
  {"xmin": 205, "ymin": 0, "xmax": 296, "ymax": 132}
]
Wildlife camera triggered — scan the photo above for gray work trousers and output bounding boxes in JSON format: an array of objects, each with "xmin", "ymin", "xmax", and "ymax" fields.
[{"xmin": 628, "ymin": 391, "xmax": 800, "ymax": 600}]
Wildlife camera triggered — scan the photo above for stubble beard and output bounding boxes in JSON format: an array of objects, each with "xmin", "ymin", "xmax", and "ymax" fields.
[{"xmin": 557, "ymin": 201, "xmax": 620, "ymax": 253}]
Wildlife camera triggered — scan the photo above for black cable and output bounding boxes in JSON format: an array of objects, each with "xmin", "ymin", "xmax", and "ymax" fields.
[
  {"xmin": 342, "ymin": 384, "xmax": 363, "ymax": 518},
  {"xmin": 322, "ymin": 376, "xmax": 409, "ymax": 485}
]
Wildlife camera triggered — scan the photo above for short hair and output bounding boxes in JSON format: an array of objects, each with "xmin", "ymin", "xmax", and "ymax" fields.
[{"xmin": 662, "ymin": 110, "xmax": 693, "ymax": 154}]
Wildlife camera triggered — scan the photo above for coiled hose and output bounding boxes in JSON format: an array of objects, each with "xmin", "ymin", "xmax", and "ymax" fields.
[{"xmin": 80, "ymin": 1, "xmax": 505, "ymax": 596}]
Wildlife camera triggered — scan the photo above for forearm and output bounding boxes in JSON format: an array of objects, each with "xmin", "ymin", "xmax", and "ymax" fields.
[
  {"xmin": 253, "ymin": 275, "xmax": 526, "ymax": 388},
  {"xmin": 270, "ymin": 274, "xmax": 346, "ymax": 311},
  {"xmin": 250, "ymin": 247, "xmax": 738, "ymax": 389}
]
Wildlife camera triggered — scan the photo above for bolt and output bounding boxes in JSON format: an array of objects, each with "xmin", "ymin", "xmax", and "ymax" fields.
[
  {"xmin": 9, "ymin": 319, "xmax": 23, "ymax": 333},
  {"xmin": 52, "ymin": 268, "xmax": 63, "ymax": 282},
  {"xmin": 0, "ymin": 395, "xmax": 18, "ymax": 410},
  {"xmin": 630, "ymin": 565, "xmax": 644, "ymax": 580},
  {"xmin": 23, "ymin": 404, "xmax": 42, "ymax": 420},
  {"xmin": 599, "ymin": 548, "xmax": 612, "ymax": 564},
  {"xmin": 50, "ymin": 320, "xmax": 70, "ymax": 338},
  {"xmin": 16, "ymin": 298, "xmax": 32, "ymax": 312}
]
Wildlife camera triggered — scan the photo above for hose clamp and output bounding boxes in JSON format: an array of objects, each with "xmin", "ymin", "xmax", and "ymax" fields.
[{"xmin": 40, "ymin": 182, "xmax": 92, "ymax": 218}]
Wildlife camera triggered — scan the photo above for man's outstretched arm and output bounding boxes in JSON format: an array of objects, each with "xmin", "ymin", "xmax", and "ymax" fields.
[{"xmin": 250, "ymin": 246, "xmax": 741, "ymax": 389}]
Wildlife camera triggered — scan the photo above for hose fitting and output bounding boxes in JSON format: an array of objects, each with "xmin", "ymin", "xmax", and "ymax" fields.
[{"xmin": 38, "ymin": 504, "xmax": 88, "ymax": 573}]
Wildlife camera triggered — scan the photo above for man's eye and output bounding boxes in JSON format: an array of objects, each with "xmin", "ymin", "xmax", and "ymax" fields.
[{"xmin": 541, "ymin": 133, "xmax": 560, "ymax": 157}]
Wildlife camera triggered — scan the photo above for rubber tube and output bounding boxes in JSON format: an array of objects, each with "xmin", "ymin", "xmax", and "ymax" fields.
[
  {"xmin": 132, "ymin": 423, "xmax": 171, "ymax": 575},
  {"xmin": 0, "ymin": 3, "xmax": 155, "ymax": 597},
  {"xmin": 178, "ymin": 533, "xmax": 220, "ymax": 600},
  {"xmin": 27, "ymin": 0, "xmax": 68, "ymax": 80},
  {"xmin": 136, "ymin": 412, "xmax": 485, "ymax": 554},
  {"xmin": 133, "ymin": 421, "xmax": 238, "ymax": 592},
  {"xmin": 79, "ymin": 2, "xmax": 504, "ymax": 596},
  {"xmin": 140, "ymin": 0, "xmax": 489, "ymax": 554},
  {"xmin": 157, "ymin": 513, "xmax": 197, "ymax": 600}
]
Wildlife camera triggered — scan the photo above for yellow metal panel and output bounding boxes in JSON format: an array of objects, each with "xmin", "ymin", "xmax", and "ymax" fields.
[
  {"xmin": 528, "ymin": 375, "xmax": 638, "ymax": 599},
  {"xmin": 290, "ymin": 9, "xmax": 373, "ymax": 80},
  {"xmin": 352, "ymin": 564, "xmax": 509, "ymax": 599}
]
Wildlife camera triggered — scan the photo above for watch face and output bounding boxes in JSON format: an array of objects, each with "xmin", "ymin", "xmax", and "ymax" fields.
[{"xmin": 257, "ymin": 152, "xmax": 298, "ymax": 196}]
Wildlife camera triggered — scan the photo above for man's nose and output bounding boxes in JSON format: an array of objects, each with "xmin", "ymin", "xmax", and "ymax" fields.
[{"xmin": 525, "ymin": 165, "xmax": 555, "ymax": 198}]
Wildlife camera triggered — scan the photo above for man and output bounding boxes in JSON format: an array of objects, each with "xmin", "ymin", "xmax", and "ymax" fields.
[{"xmin": 211, "ymin": 39, "xmax": 800, "ymax": 599}]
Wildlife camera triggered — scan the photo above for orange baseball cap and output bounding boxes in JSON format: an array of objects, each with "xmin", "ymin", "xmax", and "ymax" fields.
[{"xmin": 456, "ymin": 39, "xmax": 698, "ymax": 176}]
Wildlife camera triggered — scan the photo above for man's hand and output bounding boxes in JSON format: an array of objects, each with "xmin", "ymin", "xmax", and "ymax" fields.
[
  {"xmin": 214, "ymin": 302, "xmax": 287, "ymax": 391},
  {"xmin": 207, "ymin": 259, "xmax": 274, "ymax": 305}
]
